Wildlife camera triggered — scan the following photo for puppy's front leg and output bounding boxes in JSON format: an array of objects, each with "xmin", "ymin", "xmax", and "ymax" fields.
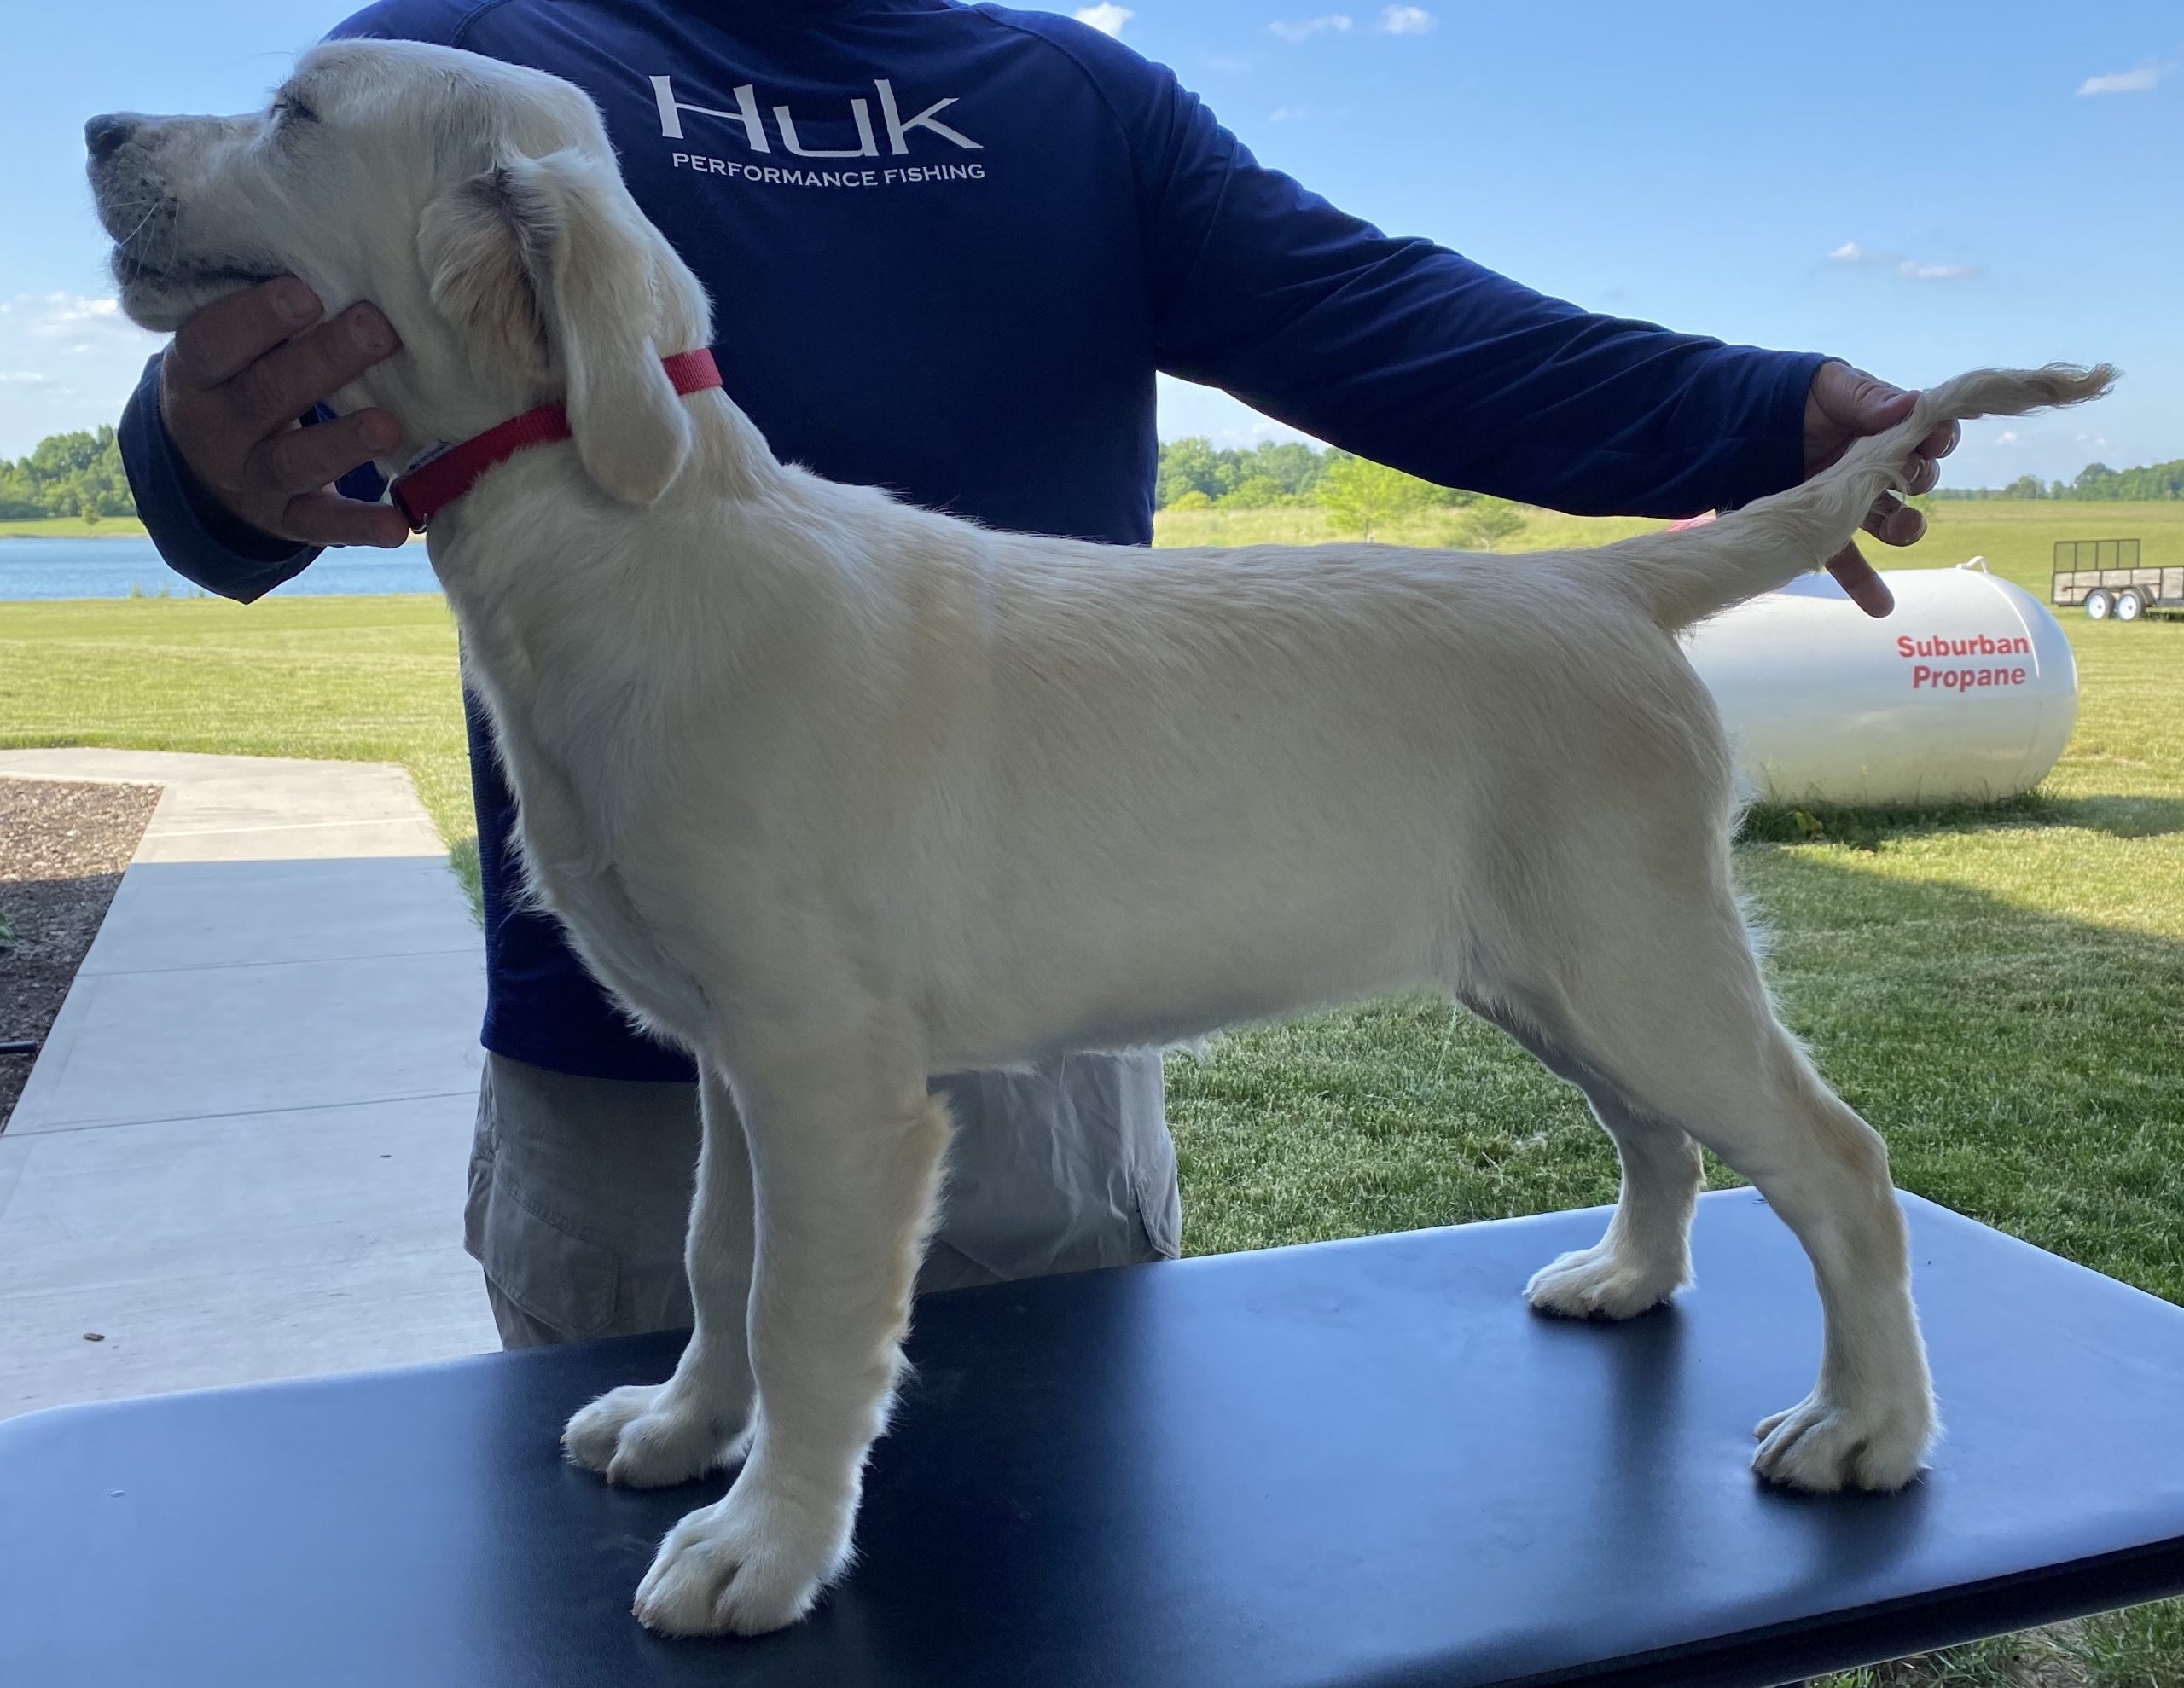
[
  {"xmin": 564, "ymin": 1071, "xmax": 758, "ymax": 1486},
  {"xmin": 631, "ymin": 1044, "xmax": 950, "ymax": 1637}
]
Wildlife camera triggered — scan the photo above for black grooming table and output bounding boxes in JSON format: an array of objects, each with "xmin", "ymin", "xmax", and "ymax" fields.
[{"xmin": 5, "ymin": 1191, "xmax": 2183, "ymax": 1688}]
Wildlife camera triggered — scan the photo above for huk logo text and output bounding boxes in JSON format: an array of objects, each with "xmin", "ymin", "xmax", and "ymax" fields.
[{"xmin": 651, "ymin": 75, "xmax": 981, "ymax": 158}]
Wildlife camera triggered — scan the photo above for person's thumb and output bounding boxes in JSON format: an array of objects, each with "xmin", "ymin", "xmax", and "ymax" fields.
[{"xmin": 1821, "ymin": 363, "xmax": 1916, "ymax": 435}]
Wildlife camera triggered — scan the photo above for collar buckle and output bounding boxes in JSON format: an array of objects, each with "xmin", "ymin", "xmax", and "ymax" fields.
[{"xmin": 390, "ymin": 479, "xmax": 428, "ymax": 534}]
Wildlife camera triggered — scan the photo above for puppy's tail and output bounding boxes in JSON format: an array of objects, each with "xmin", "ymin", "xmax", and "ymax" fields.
[{"xmin": 1606, "ymin": 363, "xmax": 2117, "ymax": 631}]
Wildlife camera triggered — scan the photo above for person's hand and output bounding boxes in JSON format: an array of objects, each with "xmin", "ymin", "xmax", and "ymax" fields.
[
  {"xmin": 159, "ymin": 277, "xmax": 410, "ymax": 549},
  {"xmin": 1801, "ymin": 361, "xmax": 1960, "ymax": 618}
]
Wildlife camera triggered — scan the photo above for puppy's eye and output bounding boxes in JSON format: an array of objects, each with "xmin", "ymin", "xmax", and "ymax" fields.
[{"xmin": 272, "ymin": 96, "xmax": 318, "ymax": 125}]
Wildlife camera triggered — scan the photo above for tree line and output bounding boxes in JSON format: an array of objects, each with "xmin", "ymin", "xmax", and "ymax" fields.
[
  {"xmin": 3, "ymin": 421, "xmax": 2179, "ymax": 531},
  {"xmin": 1931, "ymin": 457, "xmax": 2184, "ymax": 502},
  {"xmin": 1163, "ymin": 436, "xmax": 2184, "ymax": 536},
  {"xmin": 0, "ymin": 426, "xmax": 135, "ymax": 522},
  {"xmin": 1157, "ymin": 436, "xmax": 1527, "ymax": 544}
]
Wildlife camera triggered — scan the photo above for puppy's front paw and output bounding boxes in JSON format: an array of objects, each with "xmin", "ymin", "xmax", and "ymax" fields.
[
  {"xmin": 562, "ymin": 1383, "xmax": 749, "ymax": 1488},
  {"xmin": 1752, "ymin": 1389, "xmax": 1933, "ymax": 1493},
  {"xmin": 632, "ymin": 1468, "xmax": 854, "ymax": 1637},
  {"xmin": 1525, "ymin": 1244, "xmax": 1685, "ymax": 1320}
]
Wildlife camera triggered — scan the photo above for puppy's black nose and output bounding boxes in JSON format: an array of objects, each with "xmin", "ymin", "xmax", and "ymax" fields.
[{"xmin": 84, "ymin": 114, "xmax": 135, "ymax": 162}]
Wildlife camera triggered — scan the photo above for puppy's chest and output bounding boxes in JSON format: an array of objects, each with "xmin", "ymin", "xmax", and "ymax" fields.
[
  {"xmin": 478, "ymin": 664, "xmax": 711, "ymax": 973},
  {"xmin": 517, "ymin": 798, "xmax": 718, "ymax": 1044}
]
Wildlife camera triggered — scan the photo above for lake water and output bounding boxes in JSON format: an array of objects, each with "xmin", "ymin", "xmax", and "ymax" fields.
[{"xmin": 0, "ymin": 537, "xmax": 441, "ymax": 600}]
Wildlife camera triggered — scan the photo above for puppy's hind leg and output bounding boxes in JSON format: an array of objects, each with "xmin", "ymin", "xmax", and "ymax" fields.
[
  {"xmin": 564, "ymin": 1069, "xmax": 758, "ymax": 1487},
  {"xmin": 1735, "ymin": 1059, "xmax": 1935, "ymax": 1495},
  {"xmin": 1478, "ymin": 864, "xmax": 1934, "ymax": 1493},
  {"xmin": 1528, "ymin": 1096, "xmax": 1705, "ymax": 1319},
  {"xmin": 1457, "ymin": 989, "xmax": 1703, "ymax": 1319}
]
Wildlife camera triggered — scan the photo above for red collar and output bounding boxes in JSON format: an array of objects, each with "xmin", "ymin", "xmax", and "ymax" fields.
[{"xmin": 388, "ymin": 348, "xmax": 722, "ymax": 532}]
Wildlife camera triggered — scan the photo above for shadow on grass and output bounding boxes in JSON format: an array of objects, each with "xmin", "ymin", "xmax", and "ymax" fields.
[
  {"xmin": 1736, "ymin": 844, "xmax": 2183, "ymax": 1303},
  {"xmin": 1176, "ymin": 838, "xmax": 2184, "ymax": 1297},
  {"xmin": 1740, "ymin": 791, "xmax": 2184, "ymax": 851}
]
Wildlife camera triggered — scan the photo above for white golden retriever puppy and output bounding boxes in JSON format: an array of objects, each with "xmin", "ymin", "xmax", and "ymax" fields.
[{"xmin": 90, "ymin": 40, "xmax": 2110, "ymax": 1637}]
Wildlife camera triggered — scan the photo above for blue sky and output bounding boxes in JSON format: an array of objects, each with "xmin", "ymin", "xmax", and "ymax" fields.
[{"xmin": 5, "ymin": 1, "xmax": 2178, "ymax": 488}]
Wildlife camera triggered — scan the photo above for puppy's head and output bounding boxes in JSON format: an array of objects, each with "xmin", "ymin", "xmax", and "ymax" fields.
[{"xmin": 87, "ymin": 39, "xmax": 712, "ymax": 503}]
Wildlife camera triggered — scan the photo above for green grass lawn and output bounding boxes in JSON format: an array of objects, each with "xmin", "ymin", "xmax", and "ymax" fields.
[
  {"xmin": 0, "ymin": 592, "xmax": 480, "ymax": 902},
  {"xmin": 3, "ymin": 503, "xmax": 2180, "ymax": 1685},
  {"xmin": 1912, "ymin": 498, "xmax": 2184, "ymax": 600}
]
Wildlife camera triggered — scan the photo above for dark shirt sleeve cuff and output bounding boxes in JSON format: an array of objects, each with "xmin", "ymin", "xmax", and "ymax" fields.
[
  {"xmin": 119, "ymin": 352, "xmax": 321, "ymax": 601},
  {"xmin": 1711, "ymin": 348, "xmax": 1831, "ymax": 512}
]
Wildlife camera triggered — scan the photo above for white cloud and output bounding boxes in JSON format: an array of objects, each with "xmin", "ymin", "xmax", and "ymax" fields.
[
  {"xmin": 1995, "ymin": 429, "xmax": 2020, "ymax": 446},
  {"xmin": 1826, "ymin": 242, "xmax": 1982, "ymax": 282},
  {"xmin": 12, "ymin": 293, "xmax": 118, "ymax": 334},
  {"xmin": 1270, "ymin": 14, "xmax": 1352, "ymax": 44},
  {"xmin": 0, "ymin": 291, "xmax": 166, "ymax": 458},
  {"xmin": 2077, "ymin": 62, "xmax": 2169, "ymax": 96},
  {"xmin": 1378, "ymin": 5, "xmax": 1434, "ymax": 32},
  {"xmin": 1209, "ymin": 53, "xmax": 1252, "ymax": 71},
  {"xmin": 0, "ymin": 293, "xmax": 165, "ymax": 357},
  {"xmin": 1269, "ymin": 106, "xmax": 1311, "ymax": 121},
  {"xmin": 1073, "ymin": 3, "xmax": 1133, "ymax": 37}
]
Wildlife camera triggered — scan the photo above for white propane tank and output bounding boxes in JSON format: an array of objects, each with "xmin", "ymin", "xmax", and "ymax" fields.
[{"xmin": 1682, "ymin": 562, "xmax": 2078, "ymax": 808}]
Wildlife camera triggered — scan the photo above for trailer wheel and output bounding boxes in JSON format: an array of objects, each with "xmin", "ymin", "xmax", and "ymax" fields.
[
  {"xmin": 2114, "ymin": 589, "xmax": 2144, "ymax": 623},
  {"xmin": 2085, "ymin": 588, "xmax": 2112, "ymax": 621}
]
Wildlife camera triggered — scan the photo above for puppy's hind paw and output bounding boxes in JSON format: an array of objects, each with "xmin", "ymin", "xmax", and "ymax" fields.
[
  {"xmin": 563, "ymin": 1382, "xmax": 748, "ymax": 1489},
  {"xmin": 1525, "ymin": 1244, "xmax": 1685, "ymax": 1321},
  {"xmin": 1752, "ymin": 1389, "xmax": 1933, "ymax": 1494}
]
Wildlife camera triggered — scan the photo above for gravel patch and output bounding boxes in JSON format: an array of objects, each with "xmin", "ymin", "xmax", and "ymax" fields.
[{"xmin": 1, "ymin": 779, "xmax": 162, "ymax": 1130}]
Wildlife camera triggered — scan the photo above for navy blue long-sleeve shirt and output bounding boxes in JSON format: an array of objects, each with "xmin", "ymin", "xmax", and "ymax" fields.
[{"xmin": 119, "ymin": 0, "xmax": 1828, "ymax": 1082}]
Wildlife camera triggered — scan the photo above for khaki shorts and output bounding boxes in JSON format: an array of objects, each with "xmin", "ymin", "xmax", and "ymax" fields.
[{"xmin": 464, "ymin": 1051, "xmax": 1182, "ymax": 1348}]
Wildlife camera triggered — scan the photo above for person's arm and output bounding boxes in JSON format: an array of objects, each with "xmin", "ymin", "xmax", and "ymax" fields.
[
  {"xmin": 117, "ymin": 281, "xmax": 406, "ymax": 603},
  {"xmin": 1126, "ymin": 78, "xmax": 1817, "ymax": 519},
  {"xmin": 118, "ymin": 343, "xmax": 392, "ymax": 603},
  {"xmin": 1005, "ymin": 19, "xmax": 1949, "ymax": 611}
]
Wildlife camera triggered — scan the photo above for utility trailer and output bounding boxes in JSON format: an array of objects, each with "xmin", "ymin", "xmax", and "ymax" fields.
[{"xmin": 2051, "ymin": 538, "xmax": 2184, "ymax": 623}]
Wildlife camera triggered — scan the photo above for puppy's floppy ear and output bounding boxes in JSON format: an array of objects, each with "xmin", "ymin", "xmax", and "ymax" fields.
[{"xmin": 418, "ymin": 148, "xmax": 694, "ymax": 504}]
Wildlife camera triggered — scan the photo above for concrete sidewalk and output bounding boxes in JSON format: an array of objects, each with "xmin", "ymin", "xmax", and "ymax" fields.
[{"xmin": 0, "ymin": 750, "xmax": 497, "ymax": 1419}]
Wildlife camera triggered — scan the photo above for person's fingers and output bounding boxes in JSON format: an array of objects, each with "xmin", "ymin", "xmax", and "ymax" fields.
[
  {"xmin": 1901, "ymin": 453, "xmax": 1941, "ymax": 496},
  {"xmin": 1918, "ymin": 419, "xmax": 1960, "ymax": 461},
  {"xmin": 164, "ymin": 278, "xmax": 323, "ymax": 391},
  {"xmin": 226, "ymin": 303, "xmax": 401, "ymax": 432},
  {"xmin": 279, "ymin": 489, "xmax": 411, "ymax": 549},
  {"xmin": 247, "ymin": 409, "xmax": 401, "ymax": 498},
  {"xmin": 1862, "ymin": 490, "xmax": 1926, "ymax": 547},
  {"xmin": 1826, "ymin": 540, "xmax": 1894, "ymax": 617}
]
